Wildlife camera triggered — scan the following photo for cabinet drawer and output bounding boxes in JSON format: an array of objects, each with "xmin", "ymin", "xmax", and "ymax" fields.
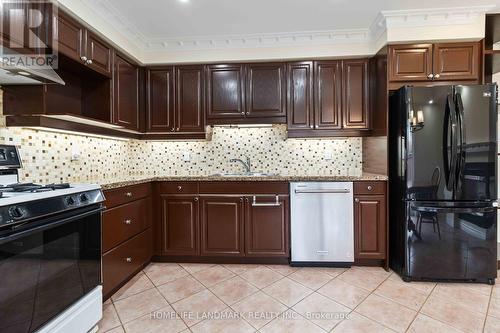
[
  {"xmin": 102, "ymin": 228, "xmax": 152, "ymax": 298},
  {"xmin": 354, "ymin": 181, "xmax": 386, "ymax": 195},
  {"xmin": 103, "ymin": 198, "xmax": 151, "ymax": 252},
  {"xmin": 104, "ymin": 183, "xmax": 151, "ymax": 208},
  {"xmin": 159, "ymin": 182, "xmax": 199, "ymax": 194}
]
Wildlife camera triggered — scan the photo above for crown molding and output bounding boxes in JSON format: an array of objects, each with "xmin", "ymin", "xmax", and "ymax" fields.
[{"xmin": 58, "ymin": 2, "xmax": 496, "ymax": 63}]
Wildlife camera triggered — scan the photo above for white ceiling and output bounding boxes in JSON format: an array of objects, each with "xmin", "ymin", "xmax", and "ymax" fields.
[
  {"xmin": 83, "ymin": 0, "xmax": 500, "ymax": 37},
  {"xmin": 59, "ymin": 0, "xmax": 500, "ymax": 63}
]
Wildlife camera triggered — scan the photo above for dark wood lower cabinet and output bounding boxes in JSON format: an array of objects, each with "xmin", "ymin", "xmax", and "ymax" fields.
[
  {"xmin": 102, "ymin": 183, "xmax": 153, "ymax": 300},
  {"xmin": 354, "ymin": 193, "xmax": 386, "ymax": 260},
  {"xmin": 200, "ymin": 196, "xmax": 245, "ymax": 256},
  {"xmin": 245, "ymin": 196, "xmax": 289, "ymax": 257},
  {"xmin": 160, "ymin": 195, "xmax": 199, "ymax": 256}
]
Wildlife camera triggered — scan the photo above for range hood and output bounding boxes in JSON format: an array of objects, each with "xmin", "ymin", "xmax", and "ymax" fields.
[{"xmin": 0, "ymin": 50, "xmax": 65, "ymax": 85}]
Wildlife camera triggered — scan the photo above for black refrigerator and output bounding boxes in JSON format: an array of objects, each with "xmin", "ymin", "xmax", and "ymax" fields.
[{"xmin": 389, "ymin": 84, "xmax": 498, "ymax": 284}]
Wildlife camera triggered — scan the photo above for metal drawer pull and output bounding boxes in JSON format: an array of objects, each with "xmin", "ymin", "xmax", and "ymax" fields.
[
  {"xmin": 367, "ymin": 185, "xmax": 373, "ymax": 191},
  {"xmin": 252, "ymin": 195, "xmax": 281, "ymax": 207},
  {"xmin": 125, "ymin": 192, "xmax": 133, "ymax": 197},
  {"xmin": 294, "ymin": 189, "xmax": 350, "ymax": 194},
  {"xmin": 125, "ymin": 257, "xmax": 132, "ymax": 263},
  {"xmin": 124, "ymin": 219, "xmax": 132, "ymax": 225}
]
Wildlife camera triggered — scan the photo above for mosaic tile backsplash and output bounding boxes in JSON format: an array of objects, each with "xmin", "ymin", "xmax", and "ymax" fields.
[{"xmin": 0, "ymin": 125, "xmax": 362, "ymax": 185}]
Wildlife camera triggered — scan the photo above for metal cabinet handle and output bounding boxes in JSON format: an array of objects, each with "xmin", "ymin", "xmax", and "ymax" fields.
[
  {"xmin": 177, "ymin": 186, "xmax": 182, "ymax": 191},
  {"xmin": 125, "ymin": 257, "xmax": 132, "ymax": 263},
  {"xmin": 241, "ymin": 111, "xmax": 245, "ymax": 115},
  {"xmin": 86, "ymin": 59, "xmax": 93, "ymax": 65},
  {"xmin": 434, "ymin": 74, "xmax": 440, "ymax": 79},
  {"xmin": 251, "ymin": 195, "xmax": 281, "ymax": 207},
  {"xmin": 194, "ymin": 197, "xmax": 199, "ymax": 202},
  {"xmin": 176, "ymin": 127, "xmax": 180, "ymax": 131},
  {"xmin": 170, "ymin": 128, "xmax": 175, "ymax": 132},
  {"xmin": 427, "ymin": 73, "xmax": 434, "ymax": 80},
  {"xmin": 80, "ymin": 56, "xmax": 88, "ymax": 62},
  {"xmin": 240, "ymin": 197, "xmax": 243, "ymax": 202},
  {"xmin": 125, "ymin": 192, "xmax": 133, "ymax": 197},
  {"xmin": 367, "ymin": 185, "xmax": 373, "ymax": 191},
  {"xmin": 309, "ymin": 125, "xmax": 313, "ymax": 129},
  {"xmin": 355, "ymin": 198, "xmax": 359, "ymax": 202},
  {"xmin": 124, "ymin": 219, "xmax": 132, "ymax": 225}
]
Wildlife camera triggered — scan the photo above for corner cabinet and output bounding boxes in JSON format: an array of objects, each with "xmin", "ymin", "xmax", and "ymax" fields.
[
  {"xmin": 160, "ymin": 195, "xmax": 199, "ymax": 256},
  {"xmin": 388, "ymin": 42, "xmax": 481, "ymax": 89},
  {"xmin": 287, "ymin": 59, "xmax": 370, "ymax": 138},
  {"xmin": 353, "ymin": 182, "xmax": 387, "ymax": 261},
  {"xmin": 145, "ymin": 66, "xmax": 206, "ymax": 139},
  {"xmin": 113, "ymin": 53, "xmax": 140, "ymax": 131}
]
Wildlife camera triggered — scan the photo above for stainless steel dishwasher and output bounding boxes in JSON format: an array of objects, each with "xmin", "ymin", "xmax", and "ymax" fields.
[{"xmin": 290, "ymin": 182, "xmax": 354, "ymax": 265}]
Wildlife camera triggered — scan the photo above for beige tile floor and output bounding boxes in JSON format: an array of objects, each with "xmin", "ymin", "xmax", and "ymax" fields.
[{"xmin": 98, "ymin": 263, "xmax": 500, "ymax": 333}]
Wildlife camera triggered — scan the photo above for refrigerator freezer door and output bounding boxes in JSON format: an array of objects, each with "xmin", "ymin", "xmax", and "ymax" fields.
[
  {"xmin": 405, "ymin": 201, "xmax": 497, "ymax": 282},
  {"xmin": 454, "ymin": 84, "xmax": 497, "ymax": 201},
  {"xmin": 406, "ymin": 86, "xmax": 455, "ymax": 201}
]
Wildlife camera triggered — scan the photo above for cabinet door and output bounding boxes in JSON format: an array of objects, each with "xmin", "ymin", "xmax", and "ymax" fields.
[
  {"xmin": 175, "ymin": 65, "xmax": 205, "ymax": 132},
  {"xmin": 388, "ymin": 44, "xmax": 433, "ymax": 82},
  {"xmin": 245, "ymin": 196, "xmax": 289, "ymax": 257},
  {"xmin": 113, "ymin": 54, "xmax": 139, "ymax": 130},
  {"xmin": 200, "ymin": 196, "xmax": 244, "ymax": 256},
  {"xmin": 314, "ymin": 61, "xmax": 342, "ymax": 130},
  {"xmin": 206, "ymin": 64, "xmax": 245, "ymax": 120},
  {"xmin": 55, "ymin": 12, "xmax": 84, "ymax": 62},
  {"xmin": 84, "ymin": 31, "xmax": 112, "ymax": 76},
  {"xmin": 433, "ymin": 42, "xmax": 480, "ymax": 81},
  {"xmin": 287, "ymin": 61, "xmax": 313, "ymax": 130},
  {"xmin": 354, "ymin": 194, "xmax": 386, "ymax": 259},
  {"xmin": 342, "ymin": 59, "xmax": 370, "ymax": 129},
  {"xmin": 161, "ymin": 195, "xmax": 199, "ymax": 256},
  {"xmin": 245, "ymin": 63, "xmax": 286, "ymax": 119},
  {"xmin": 146, "ymin": 68, "xmax": 175, "ymax": 132}
]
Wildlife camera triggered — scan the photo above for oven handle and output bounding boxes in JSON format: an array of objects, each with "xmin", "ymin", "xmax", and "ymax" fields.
[{"xmin": 0, "ymin": 207, "xmax": 104, "ymax": 243}]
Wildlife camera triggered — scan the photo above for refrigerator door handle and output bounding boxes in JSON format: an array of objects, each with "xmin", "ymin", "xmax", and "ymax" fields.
[
  {"xmin": 454, "ymin": 93, "xmax": 466, "ymax": 196},
  {"xmin": 443, "ymin": 94, "xmax": 458, "ymax": 192}
]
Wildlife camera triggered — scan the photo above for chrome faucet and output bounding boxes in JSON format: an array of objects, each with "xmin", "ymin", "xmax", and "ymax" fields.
[{"xmin": 230, "ymin": 155, "xmax": 251, "ymax": 173}]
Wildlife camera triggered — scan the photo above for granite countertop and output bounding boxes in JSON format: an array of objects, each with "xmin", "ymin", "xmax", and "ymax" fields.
[{"xmin": 100, "ymin": 173, "xmax": 388, "ymax": 190}]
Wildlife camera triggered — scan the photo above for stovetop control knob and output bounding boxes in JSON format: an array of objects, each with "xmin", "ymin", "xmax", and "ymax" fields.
[
  {"xmin": 80, "ymin": 193, "xmax": 89, "ymax": 203},
  {"xmin": 66, "ymin": 196, "xmax": 76, "ymax": 206},
  {"xmin": 9, "ymin": 206, "xmax": 26, "ymax": 219}
]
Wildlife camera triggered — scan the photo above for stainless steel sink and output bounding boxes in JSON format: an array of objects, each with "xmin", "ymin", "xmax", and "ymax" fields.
[{"xmin": 211, "ymin": 172, "xmax": 278, "ymax": 177}]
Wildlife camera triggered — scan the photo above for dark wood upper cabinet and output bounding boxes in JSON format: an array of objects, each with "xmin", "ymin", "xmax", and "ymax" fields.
[
  {"xmin": 314, "ymin": 61, "xmax": 342, "ymax": 130},
  {"xmin": 175, "ymin": 65, "xmax": 205, "ymax": 133},
  {"xmin": 433, "ymin": 42, "xmax": 480, "ymax": 81},
  {"xmin": 146, "ymin": 68, "xmax": 175, "ymax": 132},
  {"xmin": 388, "ymin": 44, "xmax": 433, "ymax": 82},
  {"xmin": 54, "ymin": 12, "xmax": 84, "ymax": 62},
  {"xmin": 84, "ymin": 31, "xmax": 112, "ymax": 77},
  {"xmin": 113, "ymin": 53, "xmax": 139, "ymax": 131},
  {"xmin": 245, "ymin": 63, "xmax": 286, "ymax": 119},
  {"xmin": 160, "ymin": 195, "xmax": 199, "ymax": 256},
  {"xmin": 342, "ymin": 59, "xmax": 369, "ymax": 129},
  {"xmin": 388, "ymin": 42, "xmax": 481, "ymax": 85},
  {"xmin": 287, "ymin": 61, "xmax": 314, "ymax": 130},
  {"xmin": 200, "ymin": 196, "xmax": 244, "ymax": 256},
  {"xmin": 206, "ymin": 64, "xmax": 245, "ymax": 120},
  {"xmin": 354, "ymin": 193, "xmax": 386, "ymax": 260},
  {"xmin": 245, "ymin": 196, "xmax": 289, "ymax": 257}
]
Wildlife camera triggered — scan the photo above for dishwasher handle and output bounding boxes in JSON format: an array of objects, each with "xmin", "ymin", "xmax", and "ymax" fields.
[
  {"xmin": 294, "ymin": 189, "xmax": 351, "ymax": 194},
  {"xmin": 252, "ymin": 195, "xmax": 281, "ymax": 207}
]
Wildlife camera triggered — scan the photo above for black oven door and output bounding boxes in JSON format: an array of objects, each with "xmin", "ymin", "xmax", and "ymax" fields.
[{"xmin": 0, "ymin": 206, "xmax": 102, "ymax": 333}]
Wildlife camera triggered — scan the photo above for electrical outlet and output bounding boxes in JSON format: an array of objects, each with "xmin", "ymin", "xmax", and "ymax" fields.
[
  {"xmin": 323, "ymin": 152, "xmax": 333, "ymax": 160},
  {"xmin": 182, "ymin": 151, "xmax": 191, "ymax": 162},
  {"xmin": 71, "ymin": 145, "xmax": 80, "ymax": 161}
]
